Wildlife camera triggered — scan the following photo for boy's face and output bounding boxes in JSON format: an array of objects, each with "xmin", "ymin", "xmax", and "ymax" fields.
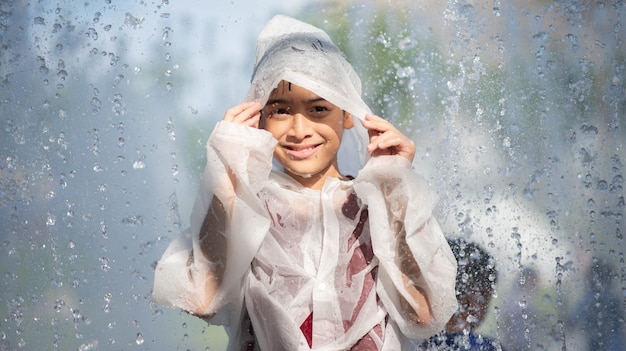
[{"xmin": 261, "ymin": 81, "xmax": 354, "ymax": 189}]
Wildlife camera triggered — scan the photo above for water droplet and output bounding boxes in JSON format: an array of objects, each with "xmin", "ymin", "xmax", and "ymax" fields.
[
  {"xmin": 580, "ymin": 124, "xmax": 598, "ymax": 135},
  {"xmin": 90, "ymin": 97, "xmax": 102, "ymax": 112},
  {"xmin": 99, "ymin": 257, "xmax": 110, "ymax": 271},
  {"xmin": 46, "ymin": 213, "xmax": 57, "ymax": 226},
  {"xmin": 124, "ymin": 13, "xmax": 144, "ymax": 29},
  {"xmin": 121, "ymin": 215, "xmax": 144, "ymax": 226},
  {"xmin": 57, "ymin": 70, "xmax": 68, "ymax": 81},
  {"xmin": 132, "ymin": 155, "xmax": 146, "ymax": 169},
  {"xmin": 135, "ymin": 333, "xmax": 144, "ymax": 345},
  {"xmin": 166, "ymin": 118, "xmax": 176, "ymax": 141},
  {"xmin": 162, "ymin": 26, "xmax": 172, "ymax": 40},
  {"xmin": 85, "ymin": 27, "xmax": 98, "ymax": 40},
  {"xmin": 397, "ymin": 36, "xmax": 416, "ymax": 50}
]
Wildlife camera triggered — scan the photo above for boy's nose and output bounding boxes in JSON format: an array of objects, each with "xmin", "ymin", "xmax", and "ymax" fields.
[{"xmin": 289, "ymin": 114, "xmax": 313, "ymax": 139}]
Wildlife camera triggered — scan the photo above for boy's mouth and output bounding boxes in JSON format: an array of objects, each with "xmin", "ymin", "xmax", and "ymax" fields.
[{"xmin": 283, "ymin": 144, "xmax": 321, "ymax": 159}]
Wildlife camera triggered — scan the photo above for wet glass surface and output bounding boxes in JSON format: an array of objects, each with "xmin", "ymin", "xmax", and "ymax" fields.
[{"xmin": 1, "ymin": 1, "xmax": 623, "ymax": 350}]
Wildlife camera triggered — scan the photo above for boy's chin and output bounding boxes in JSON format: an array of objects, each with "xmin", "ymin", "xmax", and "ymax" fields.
[{"xmin": 285, "ymin": 167, "xmax": 318, "ymax": 179}]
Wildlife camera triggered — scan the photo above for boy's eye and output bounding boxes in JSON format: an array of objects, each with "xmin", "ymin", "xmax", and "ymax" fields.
[
  {"xmin": 265, "ymin": 106, "xmax": 291, "ymax": 120},
  {"xmin": 309, "ymin": 105, "xmax": 330, "ymax": 117},
  {"xmin": 272, "ymin": 108, "xmax": 290, "ymax": 115},
  {"xmin": 313, "ymin": 106, "xmax": 328, "ymax": 112}
]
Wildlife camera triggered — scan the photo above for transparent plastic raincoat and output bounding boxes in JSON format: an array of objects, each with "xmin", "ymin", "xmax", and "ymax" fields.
[{"xmin": 153, "ymin": 15, "xmax": 457, "ymax": 351}]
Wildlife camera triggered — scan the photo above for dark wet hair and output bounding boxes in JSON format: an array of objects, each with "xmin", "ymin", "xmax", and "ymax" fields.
[{"xmin": 447, "ymin": 237, "xmax": 497, "ymax": 298}]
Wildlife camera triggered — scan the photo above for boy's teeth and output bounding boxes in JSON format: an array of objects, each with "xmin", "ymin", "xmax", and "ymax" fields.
[{"xmin": 286, "ymin": 145, "xmax": 319, "ymax": 159}]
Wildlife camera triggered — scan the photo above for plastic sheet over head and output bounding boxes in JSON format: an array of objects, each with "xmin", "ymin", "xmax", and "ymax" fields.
[{"xmin": 244, "ymin": 15, "xmax": 372, "ymax": 176}]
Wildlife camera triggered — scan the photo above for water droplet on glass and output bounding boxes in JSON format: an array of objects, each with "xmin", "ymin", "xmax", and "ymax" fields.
[
  {"xmin": 162, "ymin": 27, "xmax": 171, "ymax": 40},
  {"xmin": 90, "ymin": 97, "xmax": 102, "ymax": 112},
  {"xmin": 132, "ymin": 155, "xmax": 146, "ymax": 169},
  {"xmin": 124, "ymin": 13, "xmax": 144, "ymax": 29},
  {"xmin": 122, "ymin": 215, "xmax": 144, "ymax": 226},
  {"xmin": 100, "ymin": 257, "xmax": 110, "ymax": 271},
  {"xmin": 46, "ymin": 213, "xmax": 56, "ymax": 226},
  {"xmin": 85, "ymin": 27, "xmax": 98, "ymax": 40},
  {"xmin": 580, "ymin": 124, "xmax": 598, "ymax": 135},
  {"xmin": 166, "ymin": 118, "xmax": 176, "ymax": 141},
  {"xmin": 135, "ymin": 333, "xmax": 144, "ymax": 345},
  {"xmin": 57, "ymin": 70, "xmax": 68, "ymax": 82}
]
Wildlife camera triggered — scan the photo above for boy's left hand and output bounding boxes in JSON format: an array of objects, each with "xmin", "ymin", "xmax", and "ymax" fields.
[{"xmin": 363, "ymin": 114, "xmax": 415, "ymax": 162}]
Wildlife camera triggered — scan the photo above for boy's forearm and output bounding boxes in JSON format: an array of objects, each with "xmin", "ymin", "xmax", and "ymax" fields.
[
  {"xmin": 193, "ymin": 195, "xmax": 228, "ymax": 315},
  {"xmin": 402, "ymin": 274, "xmax": 433, "ymax": 325},
  {"xmin": 396, "ymin": 220, "xmax": 434, "ymax": 325}
]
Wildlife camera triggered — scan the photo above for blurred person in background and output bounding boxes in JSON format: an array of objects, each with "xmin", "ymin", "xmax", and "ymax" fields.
[{"xmin": 417, "ymin": 237, "xmax": 505, "ymax": 351}]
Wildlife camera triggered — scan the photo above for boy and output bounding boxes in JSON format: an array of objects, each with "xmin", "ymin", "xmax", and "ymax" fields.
[{"xmin": 153, "ymin": 15, "xmax": 457, "ymax": 350}]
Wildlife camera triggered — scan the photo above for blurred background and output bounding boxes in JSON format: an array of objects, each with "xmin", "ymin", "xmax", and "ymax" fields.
[{"xmin": 1, "ymin": 0, "xmax": 623, "ymax": 350}]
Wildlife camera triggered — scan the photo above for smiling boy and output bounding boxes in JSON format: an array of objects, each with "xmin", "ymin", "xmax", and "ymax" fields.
[{"xmin": 153, "ymin": 15, "xmax": 457, "ymax": 350}]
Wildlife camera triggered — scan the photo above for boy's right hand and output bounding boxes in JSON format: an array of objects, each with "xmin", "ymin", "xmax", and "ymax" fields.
[{"xmin": 223, "ymin": 101, "xmax": 263, "ymax": 128}]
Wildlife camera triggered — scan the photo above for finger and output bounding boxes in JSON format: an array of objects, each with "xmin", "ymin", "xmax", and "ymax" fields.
[
  {"xmin": 233, "ymin": 101, "xmax": 262, "ymax": 123},
  {"xmin": 366, "ymin": 127, "xmax": 416, "ymax": 161},
  {"xmin": 224, "ymin": 101, "xmax": 262, "ymax": 122},
  {"xmin": 367, "ymin": 132, "xmax": 400, "ymax": 154},
  {"xmin": 241, "ymin": 112, "xmax": 261, "ymax": 128},
  {"xmin": 363, "ymin": 114, "xmax": 394, "ymax": 135},
  {"xmin": 224, "ymin": 102, "xmax": 255, "ymax": 121}
]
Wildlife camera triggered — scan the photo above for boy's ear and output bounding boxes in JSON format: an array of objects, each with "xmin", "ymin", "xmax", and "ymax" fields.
[{"xmin": 343, "ymin": 112, "xmax": 354, "ymax": 129}]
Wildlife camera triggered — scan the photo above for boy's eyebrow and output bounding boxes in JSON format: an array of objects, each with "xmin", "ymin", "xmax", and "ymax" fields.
[
  {"xmin": 265, "ymin": 97, "xmax": 328, "ymax": 105},
  {"xmin": 265, "ymin": 98, "xmax": 288, "ymax": 106},
  {"xmin": 306, "ymin": 97, "xmax": 327, "ymax": 103}
]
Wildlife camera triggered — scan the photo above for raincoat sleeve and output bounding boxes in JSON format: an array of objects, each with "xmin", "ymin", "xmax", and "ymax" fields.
[
  {"xmin": 353, "ymin": 155, "xmax": 458, "ymax": 339},
  {"xmin": 152, "ymin": 120, "xmax": 276, "ymax": 320}
]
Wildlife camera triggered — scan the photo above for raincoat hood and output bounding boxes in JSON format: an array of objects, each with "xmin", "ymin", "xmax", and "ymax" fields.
[{"xmin": 244, "ymin": 15, "xmax": 372, "ymax": 175}]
